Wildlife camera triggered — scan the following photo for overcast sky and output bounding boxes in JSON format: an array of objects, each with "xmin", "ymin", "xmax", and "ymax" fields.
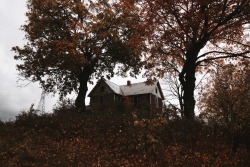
[
  {"xmin": 0, "ymin": 0, "xmax": 42, "ymax": 120},
  {"xmin": 0, "ymin": 0, "xmax": 147, "ymax": 121}
]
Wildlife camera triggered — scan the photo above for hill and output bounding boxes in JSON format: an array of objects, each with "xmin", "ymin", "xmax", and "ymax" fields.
[{"xmin": 0, "ymin": 106, "xmax": 249, "ymax": 166}]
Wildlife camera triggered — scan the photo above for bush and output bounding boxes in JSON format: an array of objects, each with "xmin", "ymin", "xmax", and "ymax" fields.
[{"xmin": 0, "ymin": 104, "xmax": 249, "ymax": 166}]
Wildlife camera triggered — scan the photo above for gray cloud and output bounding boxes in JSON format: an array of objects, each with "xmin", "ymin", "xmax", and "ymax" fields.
[{"xmin": 0, "ymin": 0, "xmax": 58, "ymax": 120}]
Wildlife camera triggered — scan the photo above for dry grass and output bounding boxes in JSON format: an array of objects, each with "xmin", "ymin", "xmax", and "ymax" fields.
[{"xmin": 0, "ymin": 107, "xmax": 249, "ymax": 166}]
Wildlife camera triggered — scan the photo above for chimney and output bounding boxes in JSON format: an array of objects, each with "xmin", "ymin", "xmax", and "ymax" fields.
[{"xmin": 127, "ymin": 80, "xmax": 131, "ymax": 86}]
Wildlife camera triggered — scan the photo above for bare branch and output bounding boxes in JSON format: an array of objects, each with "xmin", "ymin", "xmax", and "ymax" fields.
[{"xmin": 197, "ymin": 51, "xmax": 250, "ymax": 66}]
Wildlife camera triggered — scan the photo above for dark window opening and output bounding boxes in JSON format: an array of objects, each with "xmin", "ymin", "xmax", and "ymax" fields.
[
  {"xmin": 156, "ymin": 88, "xmax": 158, "ymax": 94},
  {"xmin": 101, "ymin": 86, "xmax": 104, "ymax": 92},
  {"xmin": 115, "ymin": 94, "xmax": 122, "ymax": 101},
  {"xmin": 134, "ymin": 96, "xmax": 138, "ymax": 107},
  {"xmin": 155, "ymin": 97, "xmax": 158, "ymax": 108}
]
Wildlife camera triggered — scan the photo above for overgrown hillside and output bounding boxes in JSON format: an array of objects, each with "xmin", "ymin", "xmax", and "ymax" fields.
[{"xmin": 0, "ymin": 106, "xmax": 249, "ymax": 166}]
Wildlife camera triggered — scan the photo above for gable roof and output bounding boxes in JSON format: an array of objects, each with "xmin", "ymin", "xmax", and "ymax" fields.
[
  {"xmin": 88, "ymin": 78, "xmax": 165, "ymax": 100},
  {"xmin": 105, "ymin": 79, "xmax": 123, "ymax": 95}
]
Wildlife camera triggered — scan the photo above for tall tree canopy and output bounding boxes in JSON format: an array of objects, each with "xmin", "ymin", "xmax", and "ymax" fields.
[
  {"xmin": 12, "ymin": 0, "xmax": 143, "ymax": 112},
  {"xmin": 128, "ymin": 0, "xmax": 250, "ymax": 119}
]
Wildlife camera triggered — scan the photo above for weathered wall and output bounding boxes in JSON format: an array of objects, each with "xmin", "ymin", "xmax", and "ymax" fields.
[
  {"xmin": 90, "ymin": 93, "xmax": 163, "ymax": 111},
  {"xmin": 150, "ymin": 94, "xmax": 163, "ymax": 109},
  {"xmin": 89, "ymin": 81, "xmax": 114, "ymax": 96},
  {"xmin": 90, "ymin": 94, "xmax": 115, "ymax": 110}
]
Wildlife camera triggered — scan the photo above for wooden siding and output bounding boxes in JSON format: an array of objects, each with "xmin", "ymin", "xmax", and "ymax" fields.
[
  {"xmin": 150, "ymin": 94, "xmax": 163, "ymax": 109},
  {"xmin": 90, "ymin": 81, "xmax": 114, "ymax": 96},
  {"xmin": 90, "ymin": 93, "xmax": 163, "ymax": 111},
  {"xmin": 90, "ymin": 94, "xmax": 115, "ymax": 110}
]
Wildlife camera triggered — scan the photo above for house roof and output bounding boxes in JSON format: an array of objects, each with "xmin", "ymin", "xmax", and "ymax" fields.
[
  {"xmin": 105, "ymin": 79, "xmax": 123, "ymax": 95},
  {"xmin": 88, "ymin": 78, "xmax": 165, "ymax": 100},
  {"xmin": 120, "ymin": 82, "xmax": 156, "ymax": 96}
]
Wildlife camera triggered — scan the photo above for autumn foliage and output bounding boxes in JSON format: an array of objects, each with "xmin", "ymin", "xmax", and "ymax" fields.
[
  {"xmin": 131, "ymin": 0, "xmax": 250, "ymax": 118},
  {"xmin": 1, "ymin": 103, "xmax": 250, "ymax": 166},
  {"xmin": 12, "ymin": 0, "xmax": 143, "ymax": 112},
  {"xmin": 12, "ymin": 0, "xmax": 250, "ymax": 116},
  {"xmin": 199, "ymin": 59, "xmax": 250, "ymax": 152},
  {"xmin": 7, "ymin": 0, "xmax": 250, "ymax": 164}
]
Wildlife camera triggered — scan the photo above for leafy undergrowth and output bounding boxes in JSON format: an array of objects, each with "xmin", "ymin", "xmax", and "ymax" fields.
[{"xmin": 0, "ymin": 108, "xmax": 249, "ymax": 166}]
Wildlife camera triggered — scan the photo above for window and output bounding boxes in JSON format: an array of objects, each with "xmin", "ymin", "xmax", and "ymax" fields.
[
  {"xmin": 114, "ymin": 94, "xmax": 122, "ymax": 101},
  {"xmin": 155, "ymin": 97, "xmax": 158, "ymax": 108},
  {"xmin": 134, "ymin": 96, "xmax": 138, "ymax": 107},
  {"xmin": 156, "ymin": 88, "xmax": 158, "ymax": 94},
  {"xmin": 100, "ymin": 86, "xmax": 104, "ymax": 92}
]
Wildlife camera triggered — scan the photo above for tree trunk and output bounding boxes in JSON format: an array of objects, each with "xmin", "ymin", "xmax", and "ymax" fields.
[
  {"xmin": 179, "ymin": 52, "xmax": 197, "ymax": 119},
  {"xmin": 75, "ymin": 47, "xmax": 97, "ymax": 112},
  {"xmin": 75, "ymin": 68, "xmax": 92, "ymax": 112},
  {"xmin": 179, "ymin": 37, "xmax": 208, "ymax": 119},
  {"xmin": 183, "ymin": 64, "xmax": 196, "ymax": 119},
  {"xmin": 178, "ymin": 94, "xmax": 184, "ymax": 119}
]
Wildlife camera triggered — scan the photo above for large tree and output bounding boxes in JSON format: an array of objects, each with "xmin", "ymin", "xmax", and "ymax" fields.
[
  {"xmin": 129, "ymin": 0, "xmax": 250, "ymax": 119},
  {"xmin": 12, "ymin": 0, "xmax": 143, "ymax": 112}
]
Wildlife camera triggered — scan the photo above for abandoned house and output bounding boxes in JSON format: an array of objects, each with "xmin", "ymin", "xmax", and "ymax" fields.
[{"xmin": 88, "ymin": 78, "xmax": 165, "ymax": 110}]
